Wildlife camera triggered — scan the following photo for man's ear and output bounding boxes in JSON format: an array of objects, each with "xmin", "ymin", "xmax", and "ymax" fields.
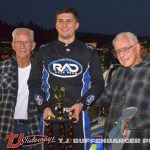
[
  {"xmin": 136, "ymin": 43, "xmax": 141, "ymax": 51},
  {"xmin": 75, "ymin": 22, "xmax": 79, "ymax": 30},
  {"xmin": 11, "ymin": 42, "xmax": 15, "ymax": 52},
  {"xmin": 136, "ymin": 43, "xmax": 141, "ymax": 55},
  {"xmin": 31, "ymin": 42, "xmax": 36, "ymax": 51}
]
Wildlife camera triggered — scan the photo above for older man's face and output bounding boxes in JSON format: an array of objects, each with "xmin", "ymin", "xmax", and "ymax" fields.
[
  {"xmin": 12, "ymin": 32, "xmax": 35, "ymax": 60},
  {"xmin": 114, "ymin": 38, "xmax": 141, "ymax": 67}
]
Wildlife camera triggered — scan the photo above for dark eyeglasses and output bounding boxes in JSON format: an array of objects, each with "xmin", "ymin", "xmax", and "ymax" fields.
[{"xmin": 115, "ymin": 43, "xmax": 137, "ymax": 56}]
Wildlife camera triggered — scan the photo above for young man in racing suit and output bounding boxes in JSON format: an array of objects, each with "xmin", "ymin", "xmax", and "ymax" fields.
[{"xmin": 28, "ymin": 7, "xmax": 104, "ymax": 150}]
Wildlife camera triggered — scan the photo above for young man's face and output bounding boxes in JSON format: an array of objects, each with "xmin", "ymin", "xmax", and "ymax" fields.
[{"xmin": 56, "ymin": 13, "xmax": 79, "ymax": 42}]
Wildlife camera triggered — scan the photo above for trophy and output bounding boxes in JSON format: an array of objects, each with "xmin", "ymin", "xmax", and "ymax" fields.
[{"xmin": 45, "ymin": 86, "xmax": 73, "ymax": 150}]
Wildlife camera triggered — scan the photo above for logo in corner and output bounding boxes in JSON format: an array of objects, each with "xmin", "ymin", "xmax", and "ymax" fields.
[
  {"xmin": 48, "ymin": 58, "xmax": 82, "ymax": 78},
  {"xmin": 86, "ymin": 95, "xmax": 95, "ymax": 105}
]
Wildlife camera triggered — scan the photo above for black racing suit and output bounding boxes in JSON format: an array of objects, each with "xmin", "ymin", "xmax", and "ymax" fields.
[{"xmin": 28, "ymin": 40, "xmax": 104, "ymax": 150}]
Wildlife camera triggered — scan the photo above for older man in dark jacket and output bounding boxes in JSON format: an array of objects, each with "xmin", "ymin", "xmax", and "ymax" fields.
[
  {"xmin": 0, "ymin": 28, "xmax": 40, "ymax": 149},
  {"xmin": 100, "ymin": 32, "xmax": 150, "ymax": 150}
]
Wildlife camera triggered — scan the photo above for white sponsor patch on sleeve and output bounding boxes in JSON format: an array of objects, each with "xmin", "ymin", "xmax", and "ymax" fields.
[
  {"xmin": 34, "ymin": 95, "xmax": 43, "ymax": 105},
  {"xmin": 86, "ymin": 95, "xmax": 95, "ymax": 105}
]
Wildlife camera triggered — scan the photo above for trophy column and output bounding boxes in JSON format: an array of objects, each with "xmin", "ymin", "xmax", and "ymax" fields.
[{"xmin": 45, "ymin": 87, "xmax": 74, "ymax": 150}]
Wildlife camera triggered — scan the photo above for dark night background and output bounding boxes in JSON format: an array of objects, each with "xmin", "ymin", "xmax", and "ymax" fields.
[
  {"xmin": 0, "ymin": 0, "xmax": 150, "ymax": 66},
  {"xmin": 0, "ymin": 0, "xmax": 150, "ymax": 36}
]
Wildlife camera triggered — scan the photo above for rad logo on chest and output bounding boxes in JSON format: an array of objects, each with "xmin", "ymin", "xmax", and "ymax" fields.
[{"xmin": 48, "ymin": 58, "xmax": 82, "ymax": 78}]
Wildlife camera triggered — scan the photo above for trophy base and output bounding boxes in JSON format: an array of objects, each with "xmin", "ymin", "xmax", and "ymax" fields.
[
  {"xmin": 44, "ymin": 118, "xmax": 74, "ymax": 150},
  {"xmin": 45, "ymin": 118, "xmax": 71, "ymax": 124}
]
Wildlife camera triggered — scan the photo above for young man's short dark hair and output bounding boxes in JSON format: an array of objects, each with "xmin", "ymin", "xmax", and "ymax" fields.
[{"xmin": 56, "ymin": 7, "xmax": 79, "ymax": 22}]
